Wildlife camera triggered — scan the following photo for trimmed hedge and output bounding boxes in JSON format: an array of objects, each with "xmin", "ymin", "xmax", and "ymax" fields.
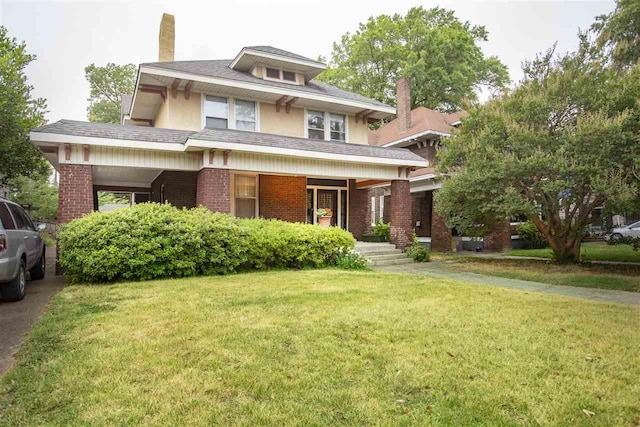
[{"xmin": 58, "ymin": 203, "xmax": 355, "ymax": 283}]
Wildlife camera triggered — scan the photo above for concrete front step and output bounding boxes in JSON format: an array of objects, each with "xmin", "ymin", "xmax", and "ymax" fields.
[
  {"xmin": 354, "ymin": 241, "xmax": 415, "ymax": 266},
  {"xmin": 355, "ymin": 248, "xmax": 403, "ymax": 256},
  {"xmin": 366, "ymin": 253, "xmax": 408, "ymax": 261}
]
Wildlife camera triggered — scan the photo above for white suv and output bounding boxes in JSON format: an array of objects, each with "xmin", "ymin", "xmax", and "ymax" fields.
[{"xmin": 0, "ymin": 198, "xmax": 46, "ymax": 302}]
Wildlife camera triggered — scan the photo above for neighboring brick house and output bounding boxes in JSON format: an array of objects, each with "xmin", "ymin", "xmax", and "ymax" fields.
[
  {"xmin": 365, "ymin": 79, "xmax": 512, "ymax": 252},
  {"xmin": 29, "ymin": 13, "xmax": 427, "ymax": 255}
]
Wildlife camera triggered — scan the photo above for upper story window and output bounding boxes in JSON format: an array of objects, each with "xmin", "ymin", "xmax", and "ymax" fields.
[
  {"xmin": 307, "ymin": 111, "xmax": 347, "ymax": 142},
  {"xmin": 204, "ymin": 96, "xmax": 228, "ymax": 129},
  {"xmin": 307, "ymin": 110, "xmax": 325, "ymax": 140},
  {"xmin": 265, "ymin": 67, "xmax": 298, "ymax": 84},
  {"xmin": 235, "ymin": 100, "xmax": 256, "ymax": 131},
  {"xmin": 329, "ymin": 114, "xmax": 346, "ymax": 142}
]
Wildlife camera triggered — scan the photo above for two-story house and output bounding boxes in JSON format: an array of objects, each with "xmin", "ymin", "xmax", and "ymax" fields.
[{"xmin": 29, "ymin": 14, "xmax": 427, "ymax": 249}]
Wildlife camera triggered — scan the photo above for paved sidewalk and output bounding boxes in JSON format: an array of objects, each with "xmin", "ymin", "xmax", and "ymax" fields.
[
  {"xmin": 458, "ymin": 252, "xmax": 640, "ymax": 267},
  {"xmin": 0, "ymin": 247, "xmax": 65, "ymax": 376},
  {"xmin": 374, "ymin": 262, "xmax": 640, "ymax": 306}
]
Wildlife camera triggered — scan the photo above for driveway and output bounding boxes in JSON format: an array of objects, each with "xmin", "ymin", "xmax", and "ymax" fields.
[{"xmin": 0, "ymin": 247, "xmax": 65, "ymax": 376}]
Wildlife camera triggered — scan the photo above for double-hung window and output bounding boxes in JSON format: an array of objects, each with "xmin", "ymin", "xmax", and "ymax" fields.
[
  {"xmin": 234, "ymin": 175, "xmax": 257, "ymax": 218},
  {"xmin": 329, "ymin": 114, "xmax": 346, "ymax": 142},
  {"xmin": 204, "ymin": 96, "xmax": 228, "ymax": 129},
  {"xmin": 307, "ymin": 110, "xmax": 325, "ymax": 140},
  {"xmin": 235, "ymin": 100, "xmax": 256, "ymax": 131}
]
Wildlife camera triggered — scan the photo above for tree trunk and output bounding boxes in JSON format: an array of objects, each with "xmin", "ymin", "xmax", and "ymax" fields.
[{"xmin": 530, "ymin": 214, "xmax": 582, "ymax": 264}]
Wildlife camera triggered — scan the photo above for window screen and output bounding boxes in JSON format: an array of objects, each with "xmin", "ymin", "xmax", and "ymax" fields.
[
  {"xmin": 235, "ymin": 100, "xmax": 256, "ymax": 131},
  {"xmin": 266, "ymin": 68, "xmax": 280, "ymax": 79},
  {"xmin": 282, "ymin": 70, "xmax": 296, "ymax": 82}
]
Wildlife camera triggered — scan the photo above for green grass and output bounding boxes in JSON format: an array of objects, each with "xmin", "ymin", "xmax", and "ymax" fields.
[
  {"xmin": 507, "ymin": 242, "xmax": 640, "ymax": 263},
  {"xmin": 442, "ymin": 258, "xmax": 640, "ymax": 292},
  {"xmin": 1, "ymin": 271, "xmax": 639, "ymax": 426}
]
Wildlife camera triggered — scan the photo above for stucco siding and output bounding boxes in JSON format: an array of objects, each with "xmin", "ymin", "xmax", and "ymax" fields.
[
  {"xmin": 348, "ymin": 116, "xmax": 369, "ymax": 145},
  {"xmin": 259, "ymin": 102, "xmax": 305, "ymax": 137},
  {"xmin": 154, "ymin": 90, "xmax": 202, "ymax": 131}
]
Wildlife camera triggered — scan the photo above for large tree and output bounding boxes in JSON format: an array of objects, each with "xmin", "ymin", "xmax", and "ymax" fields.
[
  {"xmin": 435, "ymin": 41, "xmax": 639, "ymax": 263},
  {"xmin": 317, "ymin": 7, "xmax": 509, "ymax": 112},
  {"xmin": 0, "ymin": 26, "xmax": 48, "ymax": 184},
  {"xmin": 7, "ymin": 172, "xmax": 58, "ymax": 222},
  {"xmin": 592, "ymin": 0, "xmax": 640, "ymax": 68},
  {"xmin": 85, "ymin": 63, "xmax": 136, "ymax": 124}
]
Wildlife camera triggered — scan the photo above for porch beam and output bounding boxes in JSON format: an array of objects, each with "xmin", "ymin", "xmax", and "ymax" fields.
[
  {"xmin": 275, "ymin": 95, "xmax": 288, "ymax": 113},
  {"xmin": 184, "ymin": 80, "xmax": 193, "ymax": 100},
  {"xmin": 285, "ymin": 97, "xmax": 298, "ymax": 113},
  {"xmin": 355, "ymin": 109, "xmax": 372, "ymax": 124},
  {"xmin": 93, "ymin": 185, "xmax": 152, "ymax": 193},
  {"xmin": 171, "ymin": 78, "xmax": 181, "ymax": 98}
]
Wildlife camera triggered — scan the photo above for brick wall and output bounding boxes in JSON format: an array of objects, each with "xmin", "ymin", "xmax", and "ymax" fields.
[
  {"xmin": 259, "ymin": 175, "xmax": 306, "ymax": 222},
  {"xmin": 151, "ymin": 171, "xmax": 198, "ymax": 208},
  {"xmin": 348, "ymin": 179, "xmax": 371, "ymax": 240},
  {"xmin": 430, "ymin": 193, "xmax": 452, "ymax": 252},
  {"xmin": 410, "ymin": 145, "xmax": 438, "ymax": 165},
  {"xmin": 389, "ymin": 180, "xmax": 413, "ymax": 248},
  {"xmin": 196, "ymin": 168, "xmax": 230, "ymax": 213},
  {"xmin": 483, "ymin": 220, "xmax": 512, "ymax": 252},
  {"xmin": 58, "ymin": 164, "xmax": 94, "ymax": 224},
  {"xmin": 396, "ymin": 78, "xmax": 412, "ymax": 133}
]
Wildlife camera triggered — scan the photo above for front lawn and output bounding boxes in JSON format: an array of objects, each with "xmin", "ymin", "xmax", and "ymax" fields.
[
  {"xmin": 1, "ymin": 271, "xmax": 639, "ymax": 426},
  {"xmin": 507, "ymin": 242, "xmax": 640, "ymax": 263},
  {"xmin": 441, "ymin": 258, "xmax": 640, "ymax": 292}
]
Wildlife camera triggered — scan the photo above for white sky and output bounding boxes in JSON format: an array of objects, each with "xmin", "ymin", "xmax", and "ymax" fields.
[{"xmin": 1, "ymin": 0, "xmax": 615, "ymax": 123}]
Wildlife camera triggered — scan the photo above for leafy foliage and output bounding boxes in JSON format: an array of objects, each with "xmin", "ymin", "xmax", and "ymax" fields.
[
  {"xmin": 335, "ymin": 248, "xmax": 370, "ymax": 270},
  {"xmin": 436, "ymin": 40, "xmax": 640, "ymax": 263},
  {"xmin": 372, "ymin": 219, "xmax": 390, "ymax": 241},
  {"xmin": 97, "ymin": 191, "xmax": 129, "ymax": 207},
  {"xmin": 0, "ymin": 26, "xmax": 48, "ymax": 183},
  {"xmin": 58, "ymin": 203, "xmax": 355, "ymax": 283},
  {"xmin": 592, "ymin": 0, "xmax": 640, "ymax": 68},
  {"xmin": 317, "ymin": 7, "xmax": 509, "ymax": 112},
  {"xmin": 6, "ymin": 173, "xmax": 58, "ymax": 221},
  {"xmin": 516, "ymin": 221, "xmax": 549, "ymax": 249},
  {"xmin": 405, "ymin": 236, "xmax": 430, "ymax": 262},
  {"xmin": 607, "ymin": 235, "xmax": 640, "ymax": 251},
  {"xmin": 85, "ymin": 63, "xmax": 136, "ymax": 124}
]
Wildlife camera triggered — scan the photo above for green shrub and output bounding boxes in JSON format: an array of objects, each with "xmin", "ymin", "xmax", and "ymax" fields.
[
  {"xmin": 335, "ymin": 248, "xmax": 369, "ymax": 270},
  {"xmin": 405, "ymin": 236, "xmax": 430, "ymax": 262},
  {"xmin": 517, "ymin": 221, "xmax": 548, "ymax": 249},
  {"xmin": 372, "ymin": 219, "xmax": 390, "ymax": 241},
  {"xmin": 58, "ymin": 203, "xmax": 356, "ymax": 283},
  {"xmin": 237, "ymin": 218, "xmax": 354, "ymax": 269}
]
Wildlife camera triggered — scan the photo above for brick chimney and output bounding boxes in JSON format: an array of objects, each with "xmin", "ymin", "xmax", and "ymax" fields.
[
  {"xmin": 396, "ymin": 78, "xmax": 412, "ymax": 133},
  {"xmin": 159, "ymin": 13, "xmax": 175, "ymax": 62}
]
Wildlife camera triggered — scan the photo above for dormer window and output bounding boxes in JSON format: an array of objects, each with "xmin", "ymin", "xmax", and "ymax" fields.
[{"xmin": 264, "ymin": 67, "xmax": 298, "ymax": 84}]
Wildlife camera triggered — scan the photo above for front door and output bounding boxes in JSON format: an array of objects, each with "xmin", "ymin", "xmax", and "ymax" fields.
[
  {"xmin": 307, "ymin": 185, "xmax": 348, "ymax": 229},
  {"xmin": 317, "ymin": 190, "xmax": 338, "ymax": 226}
]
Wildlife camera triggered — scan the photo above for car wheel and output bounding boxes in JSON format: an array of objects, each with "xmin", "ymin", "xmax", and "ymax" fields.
[
  {"xmin": 30, "ymin": 250, "xmax": 46, "ymax": 280},
  {"xmin": 611, "ymin": 233, "xmax": 623, "ymax": 242},
  {"xmin": 0, "ymin": 260, "xmax": 26, "ymax": 302}
]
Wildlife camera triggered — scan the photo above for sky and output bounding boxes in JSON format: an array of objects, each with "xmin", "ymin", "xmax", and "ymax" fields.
[{"xmin": 1, "ymin": 0, "xmax": 616, "ymax": 123}]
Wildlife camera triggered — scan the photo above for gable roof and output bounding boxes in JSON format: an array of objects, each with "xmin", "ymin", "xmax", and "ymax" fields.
[
  {"xmin": 31, "ymin": 120, "xmax": 427, "ymax": 166},
  {"xmin": 139, "ymin": 59, "xmax": 390, "ymax": 110},
  {"xmin": 120, "ymin": 94, "xmax": 133, "ymax": 118},
  {"xmin": 369, "ymin": 107, "xmax": 468, "ymax": 147},
  {"xmin": 242, "ymin": 46, "xmax": 324, "ymax": 65}
]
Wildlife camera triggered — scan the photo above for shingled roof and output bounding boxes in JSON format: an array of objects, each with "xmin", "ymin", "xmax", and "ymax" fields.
[
  {"xmin": 31, "ymin": 120, "xmax": 427, "ymax": 164},
  {"xmin": 120, "ymin": 94, "xmax": 133, "ymax": 118},
  {"xmin": 243, "ymin": 46, "xmax": 324, "ymax": 65},
  {"xmin": 140, "ymin": 59, "xmax": 390, "ymax": 109}
]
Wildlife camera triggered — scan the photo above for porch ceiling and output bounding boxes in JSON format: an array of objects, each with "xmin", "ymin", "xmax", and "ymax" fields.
[{"xmin": 92, "ymin": 166, "xmax": 162, "ymax": 188}]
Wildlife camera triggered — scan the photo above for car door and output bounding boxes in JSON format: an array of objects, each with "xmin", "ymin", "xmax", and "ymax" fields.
[
  {"xmin": 8, "ymin": 204, "xmax": 38, "ymax": 269},
  {"xmin": 628, "ymin": 221, "xmax": 640, "ymax": 238}
]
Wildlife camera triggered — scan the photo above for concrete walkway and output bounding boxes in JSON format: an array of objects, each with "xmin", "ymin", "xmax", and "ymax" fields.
[
  {"xmin": 458, "ymin": 252, "xmax": 640, "ymax": 267},
  {"xmin": 0, "ymin": 247, "xmax": 65, "ymax": 376},
  {"xmin": 374, "ymin": 261, "xmax": 640, "ymax": 306}
]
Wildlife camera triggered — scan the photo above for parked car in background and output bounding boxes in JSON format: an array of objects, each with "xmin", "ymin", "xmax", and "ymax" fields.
[
  {"xmin": 607, "ymin": 221, "xmax": 640, "ymax": 241},
  {"xmin": 0, "ymin": 198, "xmax": 46, "ymax": 302}
]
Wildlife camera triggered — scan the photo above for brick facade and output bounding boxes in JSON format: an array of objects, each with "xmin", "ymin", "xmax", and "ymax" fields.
[
  {"xmin": 259, "ymin": 175, "xmax": 306, "ymax": 222},
  {"xmin": 389, "ymin": 180, "xmax": 413, "ymax": 248},
  {"xmin": 57, "ymin": 164, "xmax": 94, "ymax": 224},
  {"xmin": 348, "ymin": 179, "xmax": 371, "ymax": 240},
  {"xmin": 196, "ymin": 168, "xmax": 230, "ymax": 213},
  {"xmin": 412, "ymin": 191, "xmax": 433, "ymax": 237},
  {"xmin": 151, "ymin": 171, "xmax": 198, "ymax": 208},
  {"xmin": 409, "ymin": 145, "xmax": 438, "ymax": 165},
  {"xmin": 430, "ymin": 193, "xmax": 452, "ymax": 252},
  {"xmin": 483, "ymin": 220, "xmax": 512, "ymax": 252}
]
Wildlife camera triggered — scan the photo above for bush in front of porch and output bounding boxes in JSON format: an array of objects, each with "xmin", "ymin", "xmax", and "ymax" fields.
[{"xmin": 58, "ymin": 203, "xmax": 355, "ymax": 283}]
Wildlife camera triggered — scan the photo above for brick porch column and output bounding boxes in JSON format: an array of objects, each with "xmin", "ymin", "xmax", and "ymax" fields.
[
  {"xmin": 57, "ymin": 164, "xmax": 94, "ymax": 275},
  {"xmin": 430, "ymin": 193, "xmax": 452, "ymax": 252},
  {"xmin": 196, "ymin": 168, "xmax": 230, "ymax": 213},
  {"xmin": 389, "ymin": 180, "xmax": 412, "ymax": 249},
  {"xmin": 348, "ymin": 179, "xmax": 371, "ymax": 240},
  {"xmin": 483, "ymin": 220, "xmax": 512, "ymax": 251}
]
